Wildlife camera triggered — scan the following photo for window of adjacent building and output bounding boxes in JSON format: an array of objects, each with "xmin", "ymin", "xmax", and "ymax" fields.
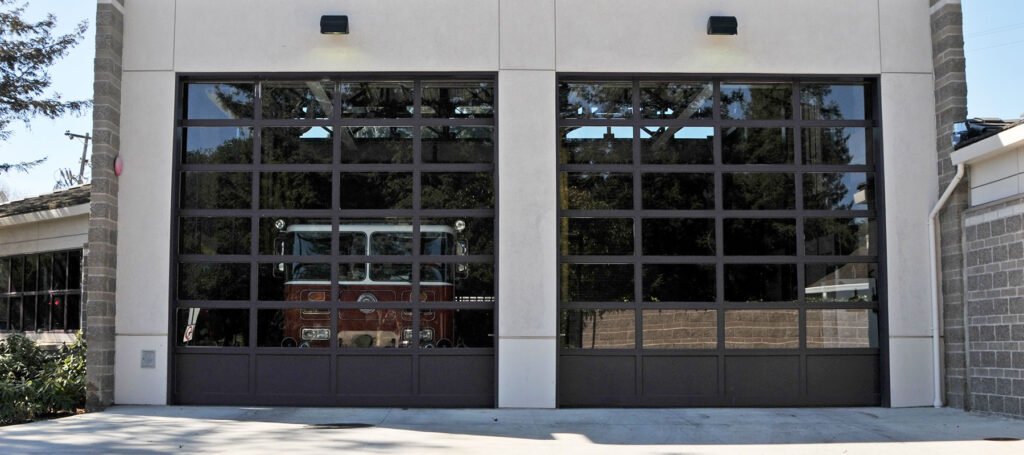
[{"xmin": 0, "ymin": 250, "xmax": 83, "ymax": 332}]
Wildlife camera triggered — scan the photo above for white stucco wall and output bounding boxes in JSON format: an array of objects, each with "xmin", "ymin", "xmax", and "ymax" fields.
[{"xmin": 116, "ymin": 0, "xmax": 939, "ymax": 407}]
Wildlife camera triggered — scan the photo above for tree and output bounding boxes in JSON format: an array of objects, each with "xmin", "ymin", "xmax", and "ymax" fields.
[{"xmin": 0, "ymin": 1, "xmax": 88, "ymax": 175}]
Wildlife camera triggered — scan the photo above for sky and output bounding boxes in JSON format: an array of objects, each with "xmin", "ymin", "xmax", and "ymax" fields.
[{"xmin": 0, "ymin": 1, "xmax": 1021, "ymax": 199}]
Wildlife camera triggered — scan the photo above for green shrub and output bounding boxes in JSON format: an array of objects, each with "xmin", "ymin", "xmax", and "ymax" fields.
[{"xmin": 0, "ymin": 333, "xmax": 86, "ymax": 425}]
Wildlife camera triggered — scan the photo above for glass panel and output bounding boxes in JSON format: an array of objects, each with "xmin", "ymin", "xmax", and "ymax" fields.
[
  {"xmin": 185, "ymin": 83, "xmax": 254, "ymax": 119},
  {"xmin": 260, "ymin": 217, "xmax": 334, "ymax": 255},
  {"xmin": 37, "ymin": 253, "xmax": 51, "ymax": 292},
  {"xmin": 67, "ymin": 251, "xmax": 81, "ymax": 290},
  {"xmin": 807, "ymin": 309, "xmax": 877, "ymax": 348},
  {"xmin": 561, "ymin": 264, "xmax": 634, "ymax": 302},
  {"xmin": 804, "ymin": 173, "xmax": 873, "ymax": 211},
  {"xmin": 261, "ymin": 81, "xmax": 334, "ymax": 120},
  {"xmin": 801, "ymin": 84, "xmax": 867, "ymax": 120},
  {"xmin": 422, "ymin": 217, "xmax": 494, "ymax": 255},
  {"xmin": 258, "ymin": 263, "xmax": 330, "ymax": 301},
  {"xmin": 65, "ymin": 294, "xmax": 80, "ymax": 331},
  {"xmin": 178, "ymin": 263, "xmax": 250, "ymax": 301},
  {"xmin": 421, "ymin": 126, "xmax": 493, "ymax": 163},
  {"xmin": 180, "ymin": 217, "xmax": 251, "ymax": 255},
  {"xmin": 723, "ymin": 173, "xmax": 795, "ymax": 210},
  {"xmin": 804, "ymin": 217, "xmax": 876, "ymax": 256},
  {"xmin": 22, "ymin": 295, "xmax": 35, "ymax": 331},
  {"xmin": 805, "ymin": 263, "xmax": 878, "ymax": 302},
  {"xmin": 257, "ymin": 308, "xmax": 331, "ymax": 348},
  {"xmin": 370, "ymin": 232, "xmax": 413, "ymax": 256},
  {"xmin": 722, "ymin": 127, "xmax": 794, "ymax": 164},
  {"xmin": 180, "ymin": 172, "xmax": 251, "ymax": 209},
  {"xmin": 261, "ymin": 127, "xmax": 333, "ymax": 164},
  {"xmin": 50, "ymin": 294, "xmax": 65, "ymax": 331},
  {"xmin": 560, "ymin": 309, "xmax": 635, "ymax": 349},
  {"xmin": 339, "ymin": 81, "xmax": 414, "ymax": 118},
  {"xmin": 421, "ymin": 81, "xmax": 494, "ymax": 118},
  {"xmin": 369, "ymin": 263, "xmax": 413, "ymax": 283},
  {"xmin": 336, "ymin": 308, "xmax": 411, "ymax": 348},
  {"xmin": 422, "ymin": 309, "xmax": 493, "ymax": 348},
  {"xmin": 182, "ymin": 127, "xmax": 252, "ymax": 164},
  {"xmin": 0, "ymin": 298, "xmax": 7, "ymax": 330},
  {"xmin": 452, "ymin": 264, "xmax": 494, "ymax": 302},
  {"xmin": 642, "ymin": 173, "xmax": 714, "ymax": 210},
  {"xmin": 421, "ymin": 172, "xmax": 494, "ymax": 209},
  {"xmin": 339, "ymin": 173, "xmax": 412, "ymax": 209},
  {"xmin": 642, "ymin": 264, "xmax": 716, "ymax": 302},
  {"xmin": 559, "ymin": 82, "xmax": 633, "ymax": 119},
  {"xmin": 24, "ymin": 255, "xmax": 36, "ymax": 292},
  {"xmin": 35, "ymin": 296, "xmax": 49, "ymax": 330},
  {"xmin": 640, "ymin": 82, "xmax": 713, "ymax": 119},
  {"xmin": 725, "ymin": 310, "xmax": 799, "ymax": 349},
  {"xmin": 724, "ymin": 264, "xmax": 797, "ymax": 302},
  {"xmin": 176, "ymin": 308, "xmax": 249, "ymax": 347},
  {"xmin": 802, "ymin": 127, "xmax": 871, "ymax": 166},
  {"xmin": 642, "ymin": 218, "xmax": 715, "ymax": 256},
  {"xmin": 720, "ymin": 83, "xmax": 792, "ymax": 120},
  {"xmin": 260, "ymin": 172, "xmax": 332, "ymax": 209},
  {"xmin": 10, "ymin": 256, "xmax": 22, "ymax": 293},
  {"xmin": 559, "ymin": 126, "xmax": 633, "ymax": 164},
  {"xmin": 724, "ymin": 219, "xmax": 797, "ymax": 255},
  {"xmin": 561, "ymin": 172, "xmax": 633, "ymax": 210},
  {"xmin": 9, "ymin": 297, "xmax": 21, "ymax": 331},
  {"xmin": 642, "ymin": 309, "xmax": 717, "ymax": 349},
  {"xmin": 340, "ymin": 126, "xmax": 413, "ymax": 163},
  {"xmin": 640, "ymin": 126, "xmax": 713, "ymax": 164},
  {"xmin": 562, "ymin": 218, "xmax": 633, "ymax": 255},
  {"xmin": 0, "ymin": 258, "xmax": 8, "ymax": 293},
  {"xmin": 52, "ymin": 252, "xmax": 67, "ymax": 291}
]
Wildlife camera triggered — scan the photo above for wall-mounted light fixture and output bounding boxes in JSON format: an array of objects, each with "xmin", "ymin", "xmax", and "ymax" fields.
[
  {"xmin": 707, "ymin": 16, "xmax": 737, "ymax": 35},
  {"xmin": 320, "ymin": 15, "xmax": 349, "ymax": 34}
]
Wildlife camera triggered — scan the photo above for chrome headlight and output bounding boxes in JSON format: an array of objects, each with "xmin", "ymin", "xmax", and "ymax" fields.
[
  {"xmin": 402, "ymin": 328, "xmax": 413, "ymax": 340},
  {"xmin": 420, "ymin": 328, "xmax": 434, "ymax": 341},
  {"xmin": 301, "ymin": 327, "xmax": 330, "ymax": 341}
]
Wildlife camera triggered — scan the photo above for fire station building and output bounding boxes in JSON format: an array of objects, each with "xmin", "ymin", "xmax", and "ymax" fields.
[{"xmin": 58, "ymin": 0, "xmax": 991, "ymax": 410}]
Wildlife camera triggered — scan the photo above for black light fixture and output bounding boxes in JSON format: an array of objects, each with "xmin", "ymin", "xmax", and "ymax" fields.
[
  {"xmin": 320, "ymin": 15, "xmax": 349, "ymax": 34},
  {"xmin": 707, "ymin": 16, "xmax": 737, "ymax": 35}
]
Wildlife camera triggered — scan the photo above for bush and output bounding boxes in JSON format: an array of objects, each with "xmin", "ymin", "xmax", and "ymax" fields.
[{"xmin": 0, "ymin": 333, "xmax": 86, "ymax": 425}]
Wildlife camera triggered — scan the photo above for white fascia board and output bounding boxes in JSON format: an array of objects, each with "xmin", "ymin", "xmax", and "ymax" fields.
[
  {"xmin": 0, "ymin": 204, "xmax": 90, "ymax": 228},
  {"xmin": 951, "ymin": 124, "xmax": 1024, "ymax": 165}
]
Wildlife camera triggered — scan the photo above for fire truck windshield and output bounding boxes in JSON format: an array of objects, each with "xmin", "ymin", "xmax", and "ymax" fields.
[{"xmin": 284, "ymin": 228, "xmax": 456, "ymax": 283}]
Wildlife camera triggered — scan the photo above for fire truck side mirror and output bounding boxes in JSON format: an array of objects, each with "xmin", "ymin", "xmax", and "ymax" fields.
[
  {"xmin": 274, "ymin": 262, "xmax": 284, "ymax": 278},
  {"xmin": 456, "ymin": 240, "xmax": 469, "ymax": 279}
]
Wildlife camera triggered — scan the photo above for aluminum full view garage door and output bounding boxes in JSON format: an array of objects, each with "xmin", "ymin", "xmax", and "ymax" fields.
[
  {"xmin": 557, "ymin": 76, "xmax": 886, "ymax": 406},
  {"xmin": 171, "ymin": 75, "xmax": 496, "ymax": 406}
]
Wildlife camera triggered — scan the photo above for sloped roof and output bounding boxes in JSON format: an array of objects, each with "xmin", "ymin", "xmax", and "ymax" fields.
[{"xmin": 0, "ymin": 184, "xmax": 91, "ymax": 218}]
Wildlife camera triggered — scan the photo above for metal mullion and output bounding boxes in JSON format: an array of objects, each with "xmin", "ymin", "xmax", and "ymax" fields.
[
  {"xmin": 564, "ymin": 301, "xmax": 717, "ymax": 310},
  {"xmin": 557, "ymin": 164, "xmax": 874, "ymax": 174},
  {"xmin": 410, "ymin": 79, "xmax": 422, "ymax": 394},
  {"xmin": 339, "ymin": 209, "xmax": 494, "ymax": 218},
  {"xmin": 631, "ymin": 119, "xmax": 718, "ymax": 128},
  {"xmin": 251, "ymin": 119, "xmax": 333, "ymax": 128},
  {"xmin": 180, "ymin": 119, "xmax": 255, "ymax": 128},
  {"xmin": 175, "ymin": 301, "xmax": 253, "ymax": 309},
  {"xmin": 561, "ymin": 255, "xmax": 714, "ymax": 264},
  {"xmin": 558, "ymin": 119, "xmax": 634, "ymax": 127},
  {"xmin": 331, "ymin": 90, "xmax": 341, "ymax": 356},
  {"xmin": 249, "ymin": 82, "xmax": 261, "ymax": 398},
  {"xmin": 333, "ymin": 118, "xmax": 422, "ymax": 128},
  {"xmin": 256, "ymin": 301, "xmax": 337, "ymax": 310},
  {"xmin": 800, "ymin": 256, "xmax": 878, "ymax": 264},
  {"xmin": 631, "ymin": 79, "xmax": 644, "ymax": 393},
  {"xmin": 713, "ymin": 79, "xmax": 726, "ymax": 396}
]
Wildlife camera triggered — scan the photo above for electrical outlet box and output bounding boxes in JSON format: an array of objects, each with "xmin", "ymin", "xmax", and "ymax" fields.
[{"xmin": 141, "ymin": 350, "xmax": 156, "ymax": 369}]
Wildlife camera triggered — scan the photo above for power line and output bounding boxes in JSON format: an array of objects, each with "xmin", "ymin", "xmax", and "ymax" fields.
[
  {"xmin": 965, "ymin": 21, "xmax": 1024, "ymax": 38},
  {"xmin": 965, "ymin": 38, "xmax": 1024, "ymax": 53}
]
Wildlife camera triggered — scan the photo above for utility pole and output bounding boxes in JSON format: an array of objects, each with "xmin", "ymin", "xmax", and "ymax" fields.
[{"xmin": 64, "ymin": 131, "xmax": 91, "ymax": 184}]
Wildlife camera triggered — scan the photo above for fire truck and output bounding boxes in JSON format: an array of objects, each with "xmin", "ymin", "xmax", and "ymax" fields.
[{"xmin": 274, "ymin": 221, "xmax": 466, "ymax": 348}]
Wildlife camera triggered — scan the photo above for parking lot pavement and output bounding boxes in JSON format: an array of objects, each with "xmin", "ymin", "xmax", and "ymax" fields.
[{"xmin": 0, "ymin": 406, "xmax": 1022, "ymax": 454}]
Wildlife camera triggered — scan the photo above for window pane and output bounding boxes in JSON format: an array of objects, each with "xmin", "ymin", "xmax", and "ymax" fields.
[
  {"xmin": 561, "ymin": 264, "xmax": 634, "ymax": 302},
  {"xmin": 50, "ymin": 294, "xmax": 65, "ymax": 331},
  {"xmin": 258, "ymin": 263, "xmax": 330, "ymax": 301},
  {"xmin": 261, "ymin": 81, "xmax": 334, "ymax": 120},
  {"xmin": 724, "ymin": 219, "xmax": 796, "ymax": 255},
  {"xmin": 562, "ymin": 218, "xmax": 634, "ymax": 255},
  {"xmin": 723, "ymin": 173, "xmax": 795, "ymax": 210},
  {"xmin": 332, "ymin": 309, "xmax": 409, "ymax": 348},
  {"xmin": 182, "ymin": 127, "xmax": 252, "ymax": 164},
  {"xmin": 52, "ymin": 252, "xmax": 67, "ymax": 291},
  {"xmin": 642, "ymin": 218, "xmax": 715, "ymax": 256},
  {"xmin": 725, "ymin": 264, "xmax": 797, "ymax": 302},
  {"xmin": 67, "ymin": 251, "xmax": 81, "ymax": 290},
  {"xmin": 642, "ymin": 173, "xmax": 714, "ymax": 210},
  {"xmin": 261, "ymin": 127, "xmax": 333, "ymax": 164},
  {"xmin": 642, "ymin": 309, "xmax": 717, "ymax": 349},
  {"xmin": 34, "ymin": 296, "xmax": 49, "ymax": 330},
  {"xmin": 180, "ymin": 217, "xmax": 251, "ymax": 255},
  {"xmin": 176, "ymin": 308, "xmax": 249, "ymax": 347},
  {"xmin": 258, "ymin": 308, "xmax": 331, "ymax": 348},
  {"xmin": 185, "ymin": 83, "xmax": 254, "ymax": 119},
  {"xmin": 37, "ymin": 253, "xmax": 51, "ymax": 292},
  {"xmin": 559, "ymin": 126, "xmax": 633, "ymax": 164},
  {"xmin": 24, "ymin": 255, "xmax": 37, "ymax": 292},
  {"xmin": 643, "ymin": 264, "xmax": 715, "ymax": 302},
  {"xmin": 640, "ymin": 126, "xmax": 713, "ymax": 164},
  {"xmin": 0, "ymin": 298, "xmax": 8, "ymax": 330},
  {"xmin": 807, "ymin": 309, "xmax": 877, "ymax": 348},
  {"xmin": 260, "ymin": 172, "xmax": 332, "ymax": 209},
  {"xmin": 802, "ymin": 127, "xmax": 871, "ymax": 166},
  {"xmin": 421, "ymin": 126, "xmax": 493, "ymax": 163},
  {"xmin": 560, "ymin": 309, "xmax": 635, "ymax": 348},
  {"xmin": 725, "ymin": 310, "xmax": 799, "ymax": 349},
  {"xmin": 452, "ymin": 264, "xmax": 495, "ymax": 302},
  {"xmin": 340, "ymin": 126, "xmax": 413, "ymax": 163},
  {"xmin": 722, "ymin": 127, "xmax": 794, "ymax": 164},
  {"xmin": 0, "ymin": 258, "xmax": 8, "ymax": 293},
  {"xmin": 339, "ymin": 81, "xmax": 414, "ymax": 118},
  {"xmin": 804, "ymin": 217, "xmax": 876, "ymax": 256},
  {"xmin": 421, "ymin": 172, "xmax": 494, "ymax": 209},
  {"xmin": 422, "ymin": 81, "xmax": 494, "ymax": 119},
  {"xmin": 339, "ymin": 173, "xmax": 412, "ymax": 209},
  {"xmin": 424, "ymin": 309, "xmax": 493, "ymax": 348},
  {"xmin": 804, "ymin": 173, "xmax": 873, "ymax": 211},
  {"xmin": 10, "ymin": 257, "xmax": 22, "ymax": 293},
  {"xmin": 720, "ymin": 83, "xmax": 792, "ymax": 120},
  {"xmin": 180, "ymin": 172, "xmax": 251, "ymax": 209},
  {"xmin": 9, "ymin": 297, "xmax": 21, "ymax": 331},
  {"xmin": 640, "ymin": 82, "xmax": 713, "ymax": 119},
  {"xmin": 178, "ymin": 263, "xmax": 250, "ymax": 301},
  {"xmin": 65, "ymin": 294, "xmax": 81, "ymax": 331},
  {"xmin": 559, "ymin": 82, "xmax": 632, "ymax": 119},
  {"xmin": 422, "ymin": 217, "xmax": 493, "ymax": 255},
  {"xmin": 370, "ymin": 232, "xmax": 413, "ymax": 256},
  {"xmin": 801, "ymin": 84, "xmax": 867, "ymax": 120},
  {"xmin": 260, "ymin": 217, "xmax": 334, "ymax": 255},
  {"xmin": 805, "ymin": 263, "xmax": 878, "ymax": 302},
  {"xmin": 22, "ymin": 296, "xmax": 35, "ymax": 331},
  {"xmin": 561, "ymin": 172, "xmax": 633, "ymax": 210}
]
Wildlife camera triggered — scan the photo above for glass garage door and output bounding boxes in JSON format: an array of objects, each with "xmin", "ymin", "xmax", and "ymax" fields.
[
  {"xmin": 172, "ymin": 76, "xmax": 496, "ymax": 406},
  {"xmin": 557, "ymin": 77, "xmax": 885, "ymax": 406}
]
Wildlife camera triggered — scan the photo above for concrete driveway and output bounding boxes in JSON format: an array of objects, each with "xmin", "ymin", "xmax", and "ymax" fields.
[{"xmin": 0, "ymin": 406, "xmax": 1021, "ymax": 454}]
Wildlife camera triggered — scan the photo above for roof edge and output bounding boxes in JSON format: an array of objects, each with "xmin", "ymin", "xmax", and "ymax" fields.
[{"xmin": 951, "ymin": 123, "xmax": 1024, "ymax": 166}]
